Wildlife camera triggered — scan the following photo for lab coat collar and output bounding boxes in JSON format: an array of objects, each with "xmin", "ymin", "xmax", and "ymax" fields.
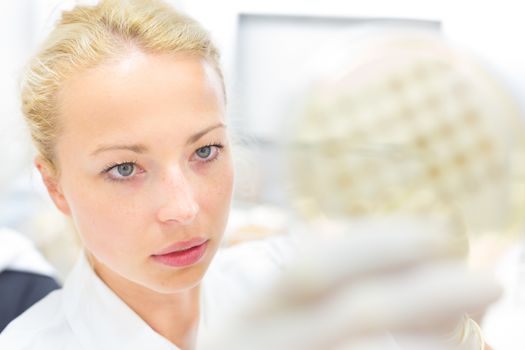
[{"xmin": 62, "ymin": 252, "xmax": 180, "ymax": 350}]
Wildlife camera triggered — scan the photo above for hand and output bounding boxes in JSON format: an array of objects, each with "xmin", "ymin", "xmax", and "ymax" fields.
[{"xmin": 200, "ymin": 216, "xmax": 501, "ymax": 350}]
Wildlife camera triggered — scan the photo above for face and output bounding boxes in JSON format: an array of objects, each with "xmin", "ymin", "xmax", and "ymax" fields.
[{"xmin": 39, "ymin": 51, "xmax": 233, "ymax": 293}]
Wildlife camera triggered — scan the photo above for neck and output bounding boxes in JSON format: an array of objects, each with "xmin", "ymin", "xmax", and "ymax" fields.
[{"xmin": 93, "ymin": 260, "xmax": 201, "ymax": 350}]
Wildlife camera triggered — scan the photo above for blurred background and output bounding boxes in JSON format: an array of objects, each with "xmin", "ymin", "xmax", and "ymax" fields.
[{"xmin": 1, "ymin": 1, "xmax": 525, "ymax": 348}]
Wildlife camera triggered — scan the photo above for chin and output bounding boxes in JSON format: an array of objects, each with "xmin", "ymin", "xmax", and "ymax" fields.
[{"xmin": 147, "ymin": 262, "xmax": 210, "ymax": 294}]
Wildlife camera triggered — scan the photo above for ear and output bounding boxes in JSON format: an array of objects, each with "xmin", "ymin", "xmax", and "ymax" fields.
[{"xmin": 35, "ymin": 156, "xmax": 71, "ymax": 216}]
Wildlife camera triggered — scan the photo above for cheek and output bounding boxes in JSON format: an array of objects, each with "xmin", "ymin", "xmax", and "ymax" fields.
[
  {"xmin": 63, "ymin": 178, "xmax": 147, "ymax": 259},
  {"xmin": 197, "ymin": 161, "xmax": 234, "ymax": 225}
]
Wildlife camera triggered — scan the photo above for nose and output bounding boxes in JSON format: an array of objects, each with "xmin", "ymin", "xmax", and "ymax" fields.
[{"xmin": 156, "ymin": 168, "xmax": 199, "ymax": 225}]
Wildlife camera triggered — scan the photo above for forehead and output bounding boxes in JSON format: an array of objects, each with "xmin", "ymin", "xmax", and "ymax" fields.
[{"xmin": 56, "ymin": 52, "xmax": 225, "ymax": 146}]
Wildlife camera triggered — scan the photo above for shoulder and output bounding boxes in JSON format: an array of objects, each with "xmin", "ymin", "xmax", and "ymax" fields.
[
  {"xmin": 0, "ymin": 270, "xmax": 60, "ymax": 331},
  {"xmin": 0, "ymin": 289, "xmax": 77, "ymax": 349}
]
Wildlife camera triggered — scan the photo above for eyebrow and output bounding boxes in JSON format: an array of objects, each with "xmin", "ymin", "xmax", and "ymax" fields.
[
  {"xmin": 185, "ymin": 123, "xmax": 225, "ymax": 145},
  {"xmin": 90, "ymin": 123, "xmax": 225, "ymax": 156}
]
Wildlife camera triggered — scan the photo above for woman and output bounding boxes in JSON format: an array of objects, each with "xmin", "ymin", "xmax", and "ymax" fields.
[
  {"xmin": 0, "ymin": 1, "xmax": 499, "ymax": 349},
  {"xmin": 3, "ymin": 1, "xmax": 232, "ymax": 348}
]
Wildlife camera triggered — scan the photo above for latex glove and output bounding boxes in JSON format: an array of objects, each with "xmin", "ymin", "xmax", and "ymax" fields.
[
  {"xmin": 391, "ymin": 315, "xmax": 485, "ymax": 350},
  {"xmin": 200, "ymin": 216, "xmax": 501, "ymax": 350}
]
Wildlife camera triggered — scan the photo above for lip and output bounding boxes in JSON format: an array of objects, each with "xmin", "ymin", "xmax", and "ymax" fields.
[{"xmin": 151, "ymin": 238, "xmax": 209, "ymax": 267}]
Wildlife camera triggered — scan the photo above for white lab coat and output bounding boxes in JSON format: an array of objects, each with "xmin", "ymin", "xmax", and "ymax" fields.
[{"xmin": 0, "ymin": 235, "xmax": 297, "ymax": 350}]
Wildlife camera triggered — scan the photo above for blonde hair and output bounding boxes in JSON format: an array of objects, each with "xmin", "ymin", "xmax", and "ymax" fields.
[{"xmin": 21, "ymin": 0, "xmax": 223, "ymax": 173}]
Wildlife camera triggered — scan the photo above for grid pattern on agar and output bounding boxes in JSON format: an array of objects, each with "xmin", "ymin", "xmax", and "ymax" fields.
[{"xmin": 290, "ymin": 35, "xmax": 524, "ymax": 235}]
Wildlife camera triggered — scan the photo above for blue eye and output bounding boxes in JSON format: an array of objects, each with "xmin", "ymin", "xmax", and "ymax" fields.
[
  {"xmin": 196, "ymin": 146, "xmax": 212, "ymax": 159},
  {"xmin": 115, "ymin": 163, "xmax": 135, "ymax": 177},
  {"xmin": 194, "ymin": 144, "xmax": 223, "ymax": 162},
  {"xmin": 103, "ymin": 161, "xmax": 140, "ymax": 181}
]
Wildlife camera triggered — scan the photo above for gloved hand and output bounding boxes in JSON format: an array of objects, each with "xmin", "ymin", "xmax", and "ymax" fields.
[{"xmin": 200, "ymin": 216, "xmax": 501, "ymax": 350}]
